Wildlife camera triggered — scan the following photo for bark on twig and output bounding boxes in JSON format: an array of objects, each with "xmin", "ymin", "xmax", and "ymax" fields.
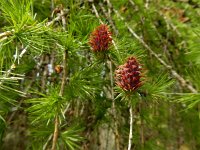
[
  {"xmin": 46, "ymin": 10, "xmax": 68, "ymax": 27},
  {"xmin": 0, "ymin": 30, "xmax": 12, "ymax": 41},
  {"xmin": 129, "ymin": 0, "xmax": 136, "ymax": 6},
  {"xmin": 145, "ymin": 0, "xmax": 150, "ymax": 9},
  {"xmin": 139, "ymin": 102, "xmax": 144, "ymax": 148},
  {"xmin": 51, "ymin": 51, "xmax": 68, "ymax": 150},
  {"xmin": 61, "ymin": 9, "xmax": 67, "ymax": 30},
  {"xmin": 59, "ymin": 51, "xmax": 68, "ymax": 96},
  {"xmin": 99, "ymin": 2, "xmax": 118, "ymax": 35},
  {"xmin": 41, "ymin": 55, "xmax": 49, "ymax": 92},
  {"xmin": 91, "ymin": 3, "xmax": 104, "ymax": 24},
  {"xmin": 51, "ymin": 116, "xmax": 59, "ymax": 150},
  {"xmin": 51, "ymin": 8, "xmax": 68, "ymax": 149},
  {"xmin": 128, "ymin": 105, "xmax": 133, "ymax": 150},
  {"xmin": 108, "ymin": 60, "xmax": 120, "ymax": 150}
]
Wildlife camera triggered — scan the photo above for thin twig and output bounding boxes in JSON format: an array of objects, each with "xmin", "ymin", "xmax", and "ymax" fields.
[
  {"xmin": 91, "ymin": 3, "xmax": 104, "ymax": 24},
  {"xmin": 51, "ymin": 116, "xmax": 59, "ymax": 150},
  {"xmin": 0, "ymin": 46, "xmax": 28, "ymax": 86},
  {"xmin": 129, "ymin": 0, "xmax": 136, "ymax": 6},
  {"xmin": 61, "ymin": 9, "xmax": 67, "ymax": 30},
  {"xmin": 139, "ymin": 102, "xmax": 144, "ymax": 148},
  {"xmin": 161, "ymin": 13, "xmax": 181, "ymax": 36},
  {"xmin": 43, "ymin": 134, "xmax": 53, "ymax": 150},
  {"xmin": 50, "ymin": 54, "xmax": 68, "ymax": 150},
  {"xmin": 128, "ymin": 105, "xmax": 133, "ymax": 150},
  {"xmin": 41, "ymin": 55, "xmax": 49, "ymax": 92},
  {"xmin": 99, "ymin": 2, "xmax": 118, "ymax": 35},
  {"xmin": 112, "ymin": 8, "xmax": 198, "ymax": 93},
  {"xmin": 108, "ymin": 60, "xmax": 120, "ymax": 150},
  {"xmin": 0, "ymin": 30, "xmax": 12, "ymax": 42},
  {"xmin": 51, "ymin": 0, "xmax": 54, "ymax": 12},
  {"xmin": 46, "ymin": 10, "xmax": 68, "ymax": 27},
  {"xmin": 0, "ymin": 30, "xmax": 12, "ymax": 38},
  {"xmin": 51, "ymin": 8, "xmax": 68, "ymax": 149},
  {"xmin": 51, "ymin": 50, "xmax": 68, "ymax": 150},
  {"xmin": 145, "ymin": 0, "xmax": 150, "ymax": 9},
  {"xmin": 59, "ymin": 51, "xmax": 68, "ymax": 96}
]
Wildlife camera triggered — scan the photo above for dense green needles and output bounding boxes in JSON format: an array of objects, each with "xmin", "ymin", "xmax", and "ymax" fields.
[{"xmin": 0, "ymin": 0, "xmax": 199, "ymax": 149}]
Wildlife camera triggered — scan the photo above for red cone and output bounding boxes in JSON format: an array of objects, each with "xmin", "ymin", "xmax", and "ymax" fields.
[
  {"xmin": 89, "ymin": 24, "xmax": 112, "ymax": 52},
  {"xmin": 115, "ymin": 57, "xmax": 143, "ymax": 92}
]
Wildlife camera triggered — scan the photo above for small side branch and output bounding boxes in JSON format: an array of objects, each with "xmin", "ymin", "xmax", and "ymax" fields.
[
  {"xmin": 46, "ymin": 10, "xmax": 68, "ymax": 27},
  {"xmin": 99, "ymin": 2, "xmax": 118, "ymax": 35},
  {"xmin": 0, "ymin": 31, "xmax": 12, "ymax": 38},
  {"xmin": 0, "ymin": 30, "xmax": 12, "ymax": 42},
  {"xmin": 108, "ymin": 60, "xmax": 120, "ymax": 150},
  {"xmin": 59, "ymin": 50, "xmax": 68, "ymax": 96},
  {"xmin": 61, "ymin": 9, "xmax": 67, "ymax": 30},
  {"xmin": 91, "ymin": 3, "xmax": 104, "ymax": 24},
  {"xmin": 145, "ymin": 0, "xmax": 150, "ymax": 9},
  {"xmin": 0, "ymin": 46, "xmax": 28, "ymax": 86},
  {"xmin": 51, "ymin": 116, "xmax": 59, "ymax": 150},
  {"xmin": 128, "ymin": 105, "xmax": 133, "ymax": 150}
]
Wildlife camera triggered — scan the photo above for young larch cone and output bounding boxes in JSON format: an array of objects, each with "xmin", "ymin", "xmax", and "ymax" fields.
[
  {"xmin": 89, "ymin": 24, "xmax": 112, "ymax": 52},
  {"xmin": 115, "ymin": 57, "xmax": 143, "ymax": 92}
]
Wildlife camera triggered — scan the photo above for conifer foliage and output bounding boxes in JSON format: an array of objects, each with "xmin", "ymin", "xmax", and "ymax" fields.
[{"xmin": 0, "ymin": 0, "xmax": 200, "ymax": 150}]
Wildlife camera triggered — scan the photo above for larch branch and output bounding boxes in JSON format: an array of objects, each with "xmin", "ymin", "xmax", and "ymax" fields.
[{"xmin": 112, "ymin": 8, "xmax": 198, "ymax": 94}]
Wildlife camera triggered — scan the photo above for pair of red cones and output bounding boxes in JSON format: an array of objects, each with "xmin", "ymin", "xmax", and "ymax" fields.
[{"xmin": 89, "ymin": 24, "xmax": 143, "ymax": 92}]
